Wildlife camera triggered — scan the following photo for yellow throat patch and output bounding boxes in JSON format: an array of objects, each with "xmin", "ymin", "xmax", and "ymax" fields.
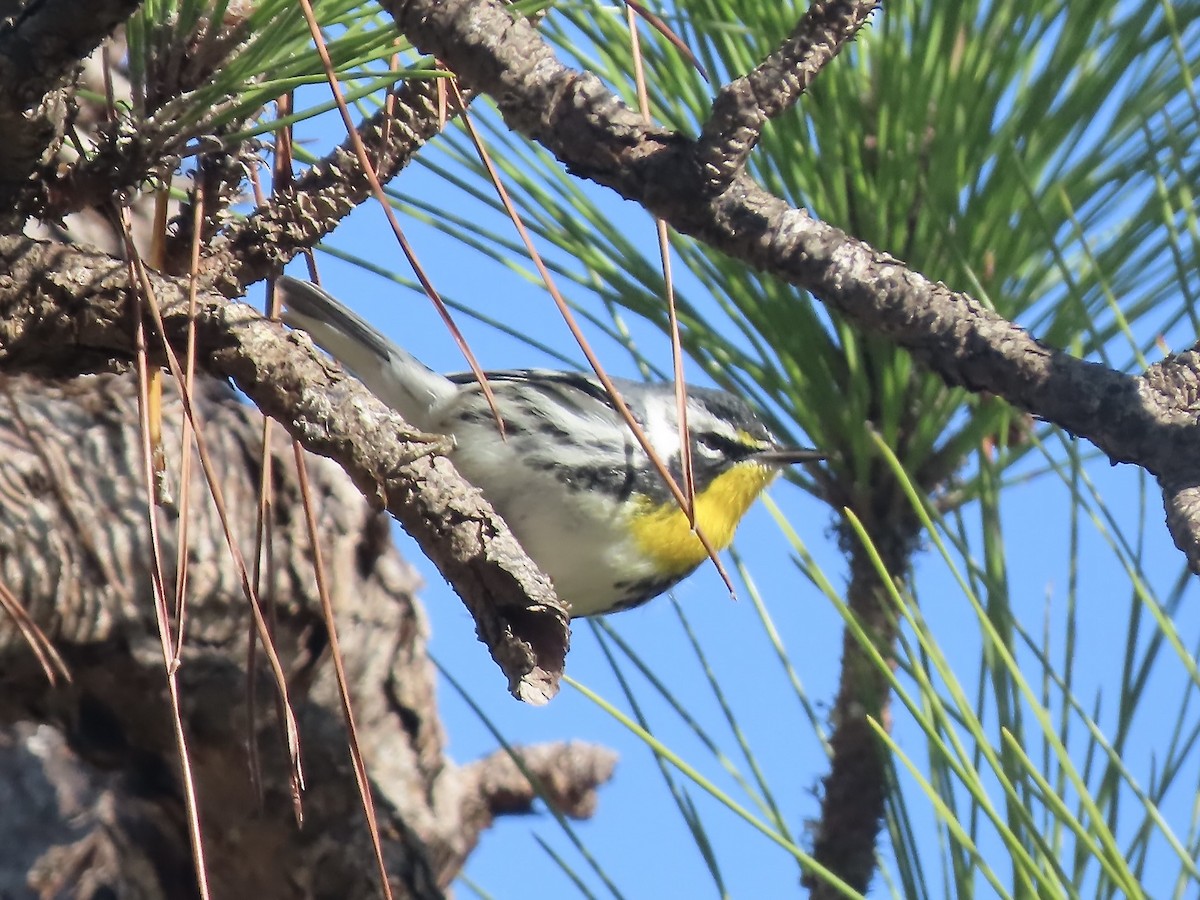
[{"xmin": 629, "ymin": 461, "xmax": 776, "ymax": 576}]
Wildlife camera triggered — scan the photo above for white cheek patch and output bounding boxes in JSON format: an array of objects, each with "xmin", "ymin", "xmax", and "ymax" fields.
[
  {"xmin": 640, "ymin": 396, "xmax": 734, "ymax": 460},
  {"xmin": 638, "ymin": 395, "xmax": 687, "ymax": 460}
]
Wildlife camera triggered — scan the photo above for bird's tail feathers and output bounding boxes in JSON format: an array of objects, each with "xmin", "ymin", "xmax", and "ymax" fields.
[{"xmin": 276, "ymin": 276, "xmax": 456, "ymax": 424}]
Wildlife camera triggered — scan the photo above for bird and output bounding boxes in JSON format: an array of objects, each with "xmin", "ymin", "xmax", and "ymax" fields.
[{"xmin": 276, "ymin": 276, "xmax": 824, "ymax": 617}]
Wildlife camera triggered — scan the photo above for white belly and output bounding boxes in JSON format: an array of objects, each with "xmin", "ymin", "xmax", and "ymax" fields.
[{"xmin": 448, "ymin": 438, "xmax": 662, "ymax": 617}]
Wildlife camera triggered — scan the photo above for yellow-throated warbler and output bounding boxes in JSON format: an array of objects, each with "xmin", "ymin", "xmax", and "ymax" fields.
[{"xmin": 277, "ymin": 277, "xmax": 824, "ymax": 617}]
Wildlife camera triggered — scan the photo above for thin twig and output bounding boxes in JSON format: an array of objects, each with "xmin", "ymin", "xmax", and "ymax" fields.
[
  {"xmin": 626, "ymin": 6, "xmax": 703, "ymax": 556},
  {"xmin": 127, "ymin": 214, "xmax": 213, "ymax": 899},
  {"xmin": 294, "ymin": 0, "xmax": 505, "ymax": 431},
  {"xmin": 293, "ymin": 442, "xmax": 395, "ymax": 900},
  {"xmin": 622, "ymin": 0, "xmax": 708, "ymax": 83},
  {"xmin": 0, "ymin": 573, "xmax": 69, "ymax": 684},
  {"xmin": 118, "ymin": 220, "xmax": 308, "ymax": 812}
]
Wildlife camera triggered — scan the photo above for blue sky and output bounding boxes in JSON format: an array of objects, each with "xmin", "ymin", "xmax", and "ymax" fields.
[
  {"xmin": 259, "ymin": 6, "xmax": 1200, "ymax": 888},
  {"xmin": 276, "ymin": 164, "xmax": 1200, "ymax": 897}
]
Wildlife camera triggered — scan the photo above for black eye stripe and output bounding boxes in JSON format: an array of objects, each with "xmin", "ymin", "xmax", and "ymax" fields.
[{"xmin": 696, "ymin": 431, "xmax": 756, "ymax": 457}]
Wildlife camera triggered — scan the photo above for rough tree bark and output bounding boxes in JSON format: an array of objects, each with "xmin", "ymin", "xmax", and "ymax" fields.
[{"xmin": 0, "ymin": 373, "xmax": 615, "ymax": 898}]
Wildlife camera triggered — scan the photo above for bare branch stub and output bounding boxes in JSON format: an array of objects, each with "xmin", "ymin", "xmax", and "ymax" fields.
[
  {"xmin": 435, "ymin": 742, "xmax": 618, "ymax": 879},
  {"xmin": 693, "ymin": 0, "xmax": 879, "ymax": 194}
]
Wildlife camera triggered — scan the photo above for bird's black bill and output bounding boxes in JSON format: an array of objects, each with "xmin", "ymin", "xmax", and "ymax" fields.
[{"xmin": 755, "ymin": 446, "xmax": 827, "ymax": 466}]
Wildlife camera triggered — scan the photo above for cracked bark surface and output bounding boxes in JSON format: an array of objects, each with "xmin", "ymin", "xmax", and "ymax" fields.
[{"xmin": 0, "ymin": 372, "xmax": 615, "ymax": 898}]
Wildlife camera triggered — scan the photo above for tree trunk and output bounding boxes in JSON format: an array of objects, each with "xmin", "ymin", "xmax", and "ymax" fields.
[{"xmin": 0, "ymin": 372, "xmax": 614, "ymax": 899}]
